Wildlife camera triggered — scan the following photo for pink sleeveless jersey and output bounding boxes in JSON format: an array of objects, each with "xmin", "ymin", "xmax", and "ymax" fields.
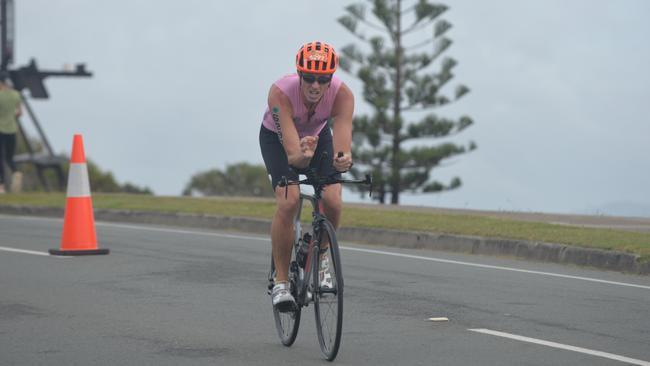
[{"xmin": 262, "ymin": 74, "xmax": 342, "ymax": 138}]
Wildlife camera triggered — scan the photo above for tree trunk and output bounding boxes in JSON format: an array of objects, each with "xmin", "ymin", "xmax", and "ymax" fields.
[{"xmin": 390, "ymin": 0, "xmax": 402, "ymax": 205}]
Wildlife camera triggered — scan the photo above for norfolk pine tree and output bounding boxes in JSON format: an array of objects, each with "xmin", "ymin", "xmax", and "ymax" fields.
[{"xmin": 338, "ymin": 0, "xmax": 476, "ymax": 204}]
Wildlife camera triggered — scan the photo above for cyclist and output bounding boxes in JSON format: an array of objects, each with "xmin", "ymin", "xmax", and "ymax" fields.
[{"xmin": 259, "ymin": 41, "xmax": 354, "ymax": 312}]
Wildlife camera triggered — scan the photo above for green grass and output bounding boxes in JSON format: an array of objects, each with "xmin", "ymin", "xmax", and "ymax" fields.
[{"xmin": 2, "ymin": 193, "xmax": 650, "ymax": 259}]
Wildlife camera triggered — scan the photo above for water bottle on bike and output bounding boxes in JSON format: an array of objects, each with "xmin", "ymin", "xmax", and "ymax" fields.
[{"xmin": 296, "ymin": 233, "xmax": 312, "ymax": 269}]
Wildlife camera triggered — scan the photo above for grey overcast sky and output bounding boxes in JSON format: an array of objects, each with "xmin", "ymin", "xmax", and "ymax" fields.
[{"xmin": 13, "ymin": 0, "xmax": 650, "ymax": 217}]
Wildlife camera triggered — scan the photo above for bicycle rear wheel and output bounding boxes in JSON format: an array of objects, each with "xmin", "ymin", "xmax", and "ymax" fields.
[
  {"xmin": 312, "ymin": 219, "xmax": 343, "ymax": 361},
  {"xmin": 270, "ymin": 256, "xmax": 301, "ymax": 346}
]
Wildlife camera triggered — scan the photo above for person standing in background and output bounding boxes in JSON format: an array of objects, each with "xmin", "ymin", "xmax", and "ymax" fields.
[{"xmin": 0, "ymin": 71, "xmax": 23, "ymax": 194}]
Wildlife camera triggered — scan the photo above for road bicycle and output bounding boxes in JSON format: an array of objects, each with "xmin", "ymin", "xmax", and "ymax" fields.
[{"xmin": 267, "ymin": 152, "xmax": 371, "ymax": 361}]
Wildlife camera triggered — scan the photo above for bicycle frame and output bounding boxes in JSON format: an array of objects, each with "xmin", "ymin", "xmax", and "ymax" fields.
[
  {"xmin": 292, "ymin": 191, "xmax": 329, "ymax": 307},
  {"xmin": 269, "ymin": 152, "xmax": 372, "ymax": 360}
]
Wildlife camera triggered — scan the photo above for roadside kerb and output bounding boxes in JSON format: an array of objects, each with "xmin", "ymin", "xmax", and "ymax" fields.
[{"xmin": 1, "ymin": 204, "xmax": 648, "ymax": 275}]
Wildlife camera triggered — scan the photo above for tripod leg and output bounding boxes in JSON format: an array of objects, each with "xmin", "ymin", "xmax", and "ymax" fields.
[
  {"xmin": 55, "ymin": 165, "xmax": 65, "ymax": 191},
  {"xmin": 36, "ymin": 165, "xmax": 51, "ymax": 192}
]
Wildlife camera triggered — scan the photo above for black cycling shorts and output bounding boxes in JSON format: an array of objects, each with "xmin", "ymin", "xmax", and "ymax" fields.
[{"xmin": 259, "ymin": 125, "xmax": 341, "ymax": 190}]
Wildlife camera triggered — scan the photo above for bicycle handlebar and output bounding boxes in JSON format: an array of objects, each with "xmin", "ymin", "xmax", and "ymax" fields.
[
  {"xmin": 278, "ymin": 173, "xmax": 372, "ymax": 189},
  {"xmin": 278, "ymin": 151, "xmax": 372, "ymax": 198}
]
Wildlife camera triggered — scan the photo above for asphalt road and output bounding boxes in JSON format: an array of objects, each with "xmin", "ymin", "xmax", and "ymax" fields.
[{"xmin": 1, "ymin": 214, "xmax": 649, "ymax": 365}]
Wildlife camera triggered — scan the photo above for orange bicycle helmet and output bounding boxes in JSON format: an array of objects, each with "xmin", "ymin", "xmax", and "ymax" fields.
[{"xmin": 295, "ymin": 41, "xmax": 338, "ymax": 75}]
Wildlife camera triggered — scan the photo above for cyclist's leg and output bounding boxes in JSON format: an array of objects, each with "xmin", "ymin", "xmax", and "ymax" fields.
[
  {"xmin": 260, "ymin": 125, "xmax": 300, "ymax": 284},
  {"xmin": 321, "ymin": 184, "xmax": 342, "ymax": 229},
  {"xmin": 316, "ymin": 185, "xmax": 341, "ymax": 291},
  {"xmin": 271, "ymin": 185, "xmax": 300, "ymax": 283},
  {"xmin": 319, "ymin": 184, "xmax": 341, "ymax": 287},
  {"xmin": 260, "ymin": 126, "xmax": 302, "ymax": 310}
]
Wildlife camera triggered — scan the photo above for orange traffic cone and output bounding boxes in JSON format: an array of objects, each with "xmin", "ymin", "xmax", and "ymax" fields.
[{"xmin": 49, "ymin": 134, "xmax": 109, "ymax": 256}]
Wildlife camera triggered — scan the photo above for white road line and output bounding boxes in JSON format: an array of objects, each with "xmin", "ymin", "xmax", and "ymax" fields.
[
  {"xmin": 0, "ymin": 246, "xmax": 51, "ymax": 256},
  {"xmin": 468, "ymin": 328, "xmax": 650, "ymax": 366},
  {"xmin": 97, "ymin": 222, "xmax": 650, "ymax": 290},
  {"xmin": 340, "ymin": 247, "xmax": 650, "ymax": 290},
  {"xmin": 2, "ymin": 215, "xmax": 649, "ymax": 290},
  {"xmin": 96, "ymin": 222, "xmax": 269, "ymax": 241}
]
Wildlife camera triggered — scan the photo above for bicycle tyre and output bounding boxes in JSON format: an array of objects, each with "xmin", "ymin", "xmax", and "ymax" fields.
[
  {"xmin": 312, "ymin": 219, "xmax": 343, "ymax": 361},
  {"xmin": 270, "ymin": 255, "xmax": 301, "ymax": 346}
]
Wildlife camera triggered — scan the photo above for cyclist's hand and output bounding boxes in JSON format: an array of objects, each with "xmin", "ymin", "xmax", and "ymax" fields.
[
  {"xmin": 300, "ymin": 136, "xmax": 319, "ymax": 159},
  {"xmin": 334, "ymin": 151, "xmax": 353, "ymax": 172}
]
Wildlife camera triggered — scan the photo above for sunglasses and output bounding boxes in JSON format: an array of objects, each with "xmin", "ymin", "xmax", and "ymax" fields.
[{"xmin": 300, "ymin": 74, "xmax": 332, "ymax": 85}]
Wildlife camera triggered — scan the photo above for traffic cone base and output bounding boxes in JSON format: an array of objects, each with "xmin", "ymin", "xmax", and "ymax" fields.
[{"xmin": 49, "ymin": 248, "xmax": 110, "ymax": 256}]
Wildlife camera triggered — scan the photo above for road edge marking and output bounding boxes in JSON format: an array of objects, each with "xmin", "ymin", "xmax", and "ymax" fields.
[
  {"xmin": 2, "ymin": 215, "xmax": 648, "ymax": 289},
  {"xmin": 468, "ymin": 328, "xmax": 650, "ymax": 366},
  {"xmin": 0, "ymin": 246, "xmax": 53, "ymax": 257},
  {"xmin": 340, "ymin": 247, "xmax": 650, "ymax": 290}
]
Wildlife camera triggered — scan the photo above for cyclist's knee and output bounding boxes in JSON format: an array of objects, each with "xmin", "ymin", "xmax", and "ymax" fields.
[
  {"xmin": 322, "ymin": 184, "xmax": 342, "ymax": 212},
  {"xmin": 323, "ymin": 184, "xmax": 342, "ymax": 206},
  {"xmin": 274, "ymin": 186, "xmax": 300, "ymax": 219}
]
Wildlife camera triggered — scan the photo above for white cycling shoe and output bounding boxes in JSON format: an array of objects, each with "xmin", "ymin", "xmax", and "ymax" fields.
[{"xmin": 272, "ymin": 282, "xmax": 296, "ymax": 312}]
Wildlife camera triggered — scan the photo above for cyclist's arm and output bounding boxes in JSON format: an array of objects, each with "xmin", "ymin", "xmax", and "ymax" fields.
[
  {"xmin": 331, "ymin": 83, "xmax": 354, "ymax": 169},
  {"xmin": 268, "ymin": 85, "xmax": 312, "ymax": 169}
]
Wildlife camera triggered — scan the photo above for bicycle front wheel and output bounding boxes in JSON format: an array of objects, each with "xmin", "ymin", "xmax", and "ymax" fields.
[
  {"xmin": 270, "ymin": 256, "xmax": 301, "ymax": 346},
  {"xmin": 312, "ymin": 219, "xmax": 343, "ymax": 361}
]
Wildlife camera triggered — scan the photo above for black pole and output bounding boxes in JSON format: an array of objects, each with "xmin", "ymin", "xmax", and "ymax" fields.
[{"xmin": 1, "ymin": 0, "xmax": 6, "ymax": 71}]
